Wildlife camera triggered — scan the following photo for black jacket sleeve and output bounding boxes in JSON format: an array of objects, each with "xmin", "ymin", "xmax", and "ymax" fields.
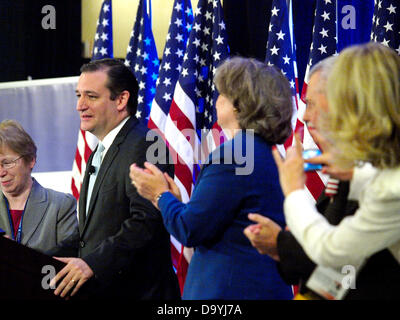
[
  {"xmin": 276, "ymin": 230, "xmax": 316, "ymax": 285},
  {"xmin": 276, "ymin": 181, "xmax": 359, "ymax": 286}
]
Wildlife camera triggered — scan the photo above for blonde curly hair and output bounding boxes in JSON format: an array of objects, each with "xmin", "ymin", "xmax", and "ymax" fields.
[{"xmin": 324, "ymin": 42, "xmax": 400, "ymax": 169}]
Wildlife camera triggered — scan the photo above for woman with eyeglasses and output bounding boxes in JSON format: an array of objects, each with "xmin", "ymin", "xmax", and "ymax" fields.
[{"xmin": 0, "ymin": 120, "xmax": 78, "ymax": 254}]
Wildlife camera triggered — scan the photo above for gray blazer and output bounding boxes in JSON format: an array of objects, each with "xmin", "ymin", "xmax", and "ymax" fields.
[{"xmin": 0, "ymin": 178, "xmax": 78, "ymax": 254}]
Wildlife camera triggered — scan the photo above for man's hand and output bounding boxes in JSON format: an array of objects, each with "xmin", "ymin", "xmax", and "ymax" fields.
[
  {"xmin": 50, "ymin": 257, "xmax": 94, "ymax": 298},
  {"xmin": 243, "ymin": 213, "xmax": 282, "ymax": 261}
]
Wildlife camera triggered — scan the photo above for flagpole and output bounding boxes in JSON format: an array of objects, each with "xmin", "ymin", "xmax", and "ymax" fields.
[{"xmin": 148, "ymin": 0, "xmax": 152, "ymax": 25}]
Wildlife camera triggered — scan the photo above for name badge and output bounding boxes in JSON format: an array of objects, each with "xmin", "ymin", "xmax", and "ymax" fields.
[{"xmin": 306, "ymin": 264, "xmax": 359, "ymax": 300}]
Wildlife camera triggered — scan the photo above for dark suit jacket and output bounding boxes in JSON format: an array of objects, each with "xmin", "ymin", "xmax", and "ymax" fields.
[
  {"xmin": 75, "ymin": 117, "xmax": 180, "ymax": 299},
  {"xmin": 277, "ymin": 181, "xmax": 400, "ymax": 300}
]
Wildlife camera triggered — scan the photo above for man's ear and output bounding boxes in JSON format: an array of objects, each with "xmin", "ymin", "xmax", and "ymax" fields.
[
  {"xmin": 29, "ymin": 157, "xmax": 36, "ymax": 171},
  {"xmin": 116, "ymin": 90, "xmax": 130, "ymax": 111}
]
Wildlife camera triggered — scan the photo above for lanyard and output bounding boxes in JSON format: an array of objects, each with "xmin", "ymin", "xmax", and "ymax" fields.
[{"xmin": 4, "ymin": 194, "xmax": 30, "ymax": 243}]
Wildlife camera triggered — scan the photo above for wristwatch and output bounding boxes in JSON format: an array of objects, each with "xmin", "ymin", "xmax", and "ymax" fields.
[{"xmin": 155, "ymin": 191, "xmax": 167, "ymax": 206}]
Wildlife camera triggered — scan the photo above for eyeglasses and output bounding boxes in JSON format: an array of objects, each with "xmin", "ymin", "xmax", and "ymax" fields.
[{"xmin": 0, "ymin": 156, "xmax": 23, "ymax": 170}]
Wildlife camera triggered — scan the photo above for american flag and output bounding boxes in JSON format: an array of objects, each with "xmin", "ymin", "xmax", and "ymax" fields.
[
  {"xmin": 371, "ymin": 0, "xmax": 400, "ymax": 54},
  {"xmin": 164, "ymin": 0, "xmax": 229, "ymax": 206},
  {"xmin": 265, "ymin": 0, "xmax": 300, "ymax": 153},
  {"xmin": 125, "ymin": 0, "xmax": 159, "ymax": 124},
  {"xmin": 148, "ymin": 0, "xmax": 193, "ymax": 137},
  {"xmin": 147, "ymin": 0, "xmax": 194, "ymax": 293},
  {"xmin": 92, "ymin": 0, "xmax": 113, "ymax": 60},
  {"xmin": 301, "ymin": 0, "xmax": 337, "ymax": 101},
  {"xmin": 299, "ymin": 0, "xmax": 337, "ymax": 200},
  {"xmin": 71, "ymin": 0, "xmax": 111, "ymax": 200},
  {"xmin": 265, "ymin": 0, "xmax": 328, "ymax": 202}
]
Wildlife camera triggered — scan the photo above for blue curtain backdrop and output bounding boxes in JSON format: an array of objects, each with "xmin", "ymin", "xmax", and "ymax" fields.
[{"xmin": 337, "ymin": 0, "xmax": 374, "ymax": 52}]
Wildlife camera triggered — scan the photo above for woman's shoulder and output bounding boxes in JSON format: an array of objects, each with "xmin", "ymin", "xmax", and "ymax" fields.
[
  {"xmin": 208, "ymin": 131, "xmax": 270, "ymax": 161},
  {"xmin": 369, "ymin": 166, "xmax": 400, "ymax": 199},
  {"xmin": 353, "ymin": 164, "xmax": 400, "ymax": 211},
  {"xmin": 202, "ymin": 132, "xmax": 272, "ymax": 178},
  {"xmin": 33, "ymin": 180, "xmax": 75, "ymax": 205}
]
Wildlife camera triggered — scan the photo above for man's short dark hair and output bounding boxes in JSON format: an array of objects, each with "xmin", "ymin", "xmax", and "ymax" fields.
[{"xmin": 80, "ymin": 58, "xmax": 139, "ymax": 116}]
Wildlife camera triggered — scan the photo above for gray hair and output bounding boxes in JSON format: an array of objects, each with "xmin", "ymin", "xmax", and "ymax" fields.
[
  {"xmin": 0, "ymin": 119, "xmax": 37, "ymax": 163},
  {"xmin": 308, "ymin": 55, "xmax": 338, "ymax": 91}
]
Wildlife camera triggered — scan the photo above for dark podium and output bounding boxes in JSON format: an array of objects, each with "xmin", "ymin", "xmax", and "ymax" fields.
[{"xmin": 0, "ymin": 236, "xmax": 90, "ymax": 299}]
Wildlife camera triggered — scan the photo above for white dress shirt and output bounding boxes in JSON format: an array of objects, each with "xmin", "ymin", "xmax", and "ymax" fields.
[
  {"xmin": 99, "ymin": 116, "xmax": 130, "ymax": 162},
  {"xmin": 284, "ymin": 163, "xmax": 400, "ymax": 269}
]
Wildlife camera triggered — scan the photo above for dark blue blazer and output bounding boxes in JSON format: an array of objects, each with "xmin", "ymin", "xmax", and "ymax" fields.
[{"xmin": 158, "ymin": 132, "xmax": 293, "ymax": 300}]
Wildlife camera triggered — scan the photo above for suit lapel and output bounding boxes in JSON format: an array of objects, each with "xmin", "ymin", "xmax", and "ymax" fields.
[
  {"xmin": 79, "ymin": 151, "xmax": 94, "ymax": 232},
  {"xmin": 0, "ymin": 193, "xmax": 12, "ymax": 236},
  {"xmin": 84, "ymin": 143, "xmax": 119, "ymax": 225},
  {"xmin": 21, "ymin": 179, "xmax": 49, "ymax": 245},
  {"xmin": 80, "ymin": 117, "xmax": 137, "ymax": 235}
]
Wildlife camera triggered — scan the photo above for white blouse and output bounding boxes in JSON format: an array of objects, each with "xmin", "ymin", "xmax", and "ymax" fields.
[{"xmin": 284, "ymin": 163, "xmax": 400, "ymax": 269}]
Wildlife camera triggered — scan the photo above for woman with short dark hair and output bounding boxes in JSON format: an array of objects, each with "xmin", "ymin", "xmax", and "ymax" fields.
[
  {"xmin": 130, "ymin": 57, "xmax": 294, "ymax": 299},
  {"xmin": 213, "ymin": 56, "xmax": 293, "ymax": 144}
]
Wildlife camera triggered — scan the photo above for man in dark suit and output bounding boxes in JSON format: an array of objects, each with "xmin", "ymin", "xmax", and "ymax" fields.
[{"xmin": 51, "ymin": 58, "xmax": 180, "ymax": 299}]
